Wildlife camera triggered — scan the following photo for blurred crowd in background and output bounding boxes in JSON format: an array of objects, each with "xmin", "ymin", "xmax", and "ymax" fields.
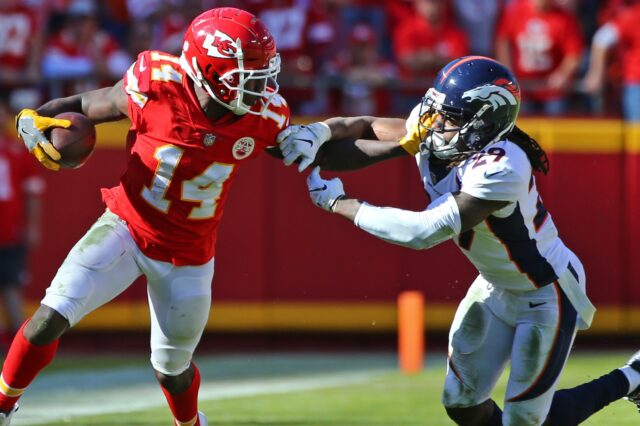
[{"xmin": 1, "ymin": 0, "xmax": 640, "ymax": 120}]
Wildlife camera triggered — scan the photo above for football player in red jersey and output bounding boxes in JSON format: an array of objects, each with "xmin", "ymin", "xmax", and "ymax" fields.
[{"xmin": 3, "ymin": 8, "xmax": 288, "ymax": 426}]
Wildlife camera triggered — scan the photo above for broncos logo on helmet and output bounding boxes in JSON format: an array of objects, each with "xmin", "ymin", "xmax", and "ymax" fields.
[{"xmin": 462, "ymin": 83, "xmax": 519, "ymax": 112}]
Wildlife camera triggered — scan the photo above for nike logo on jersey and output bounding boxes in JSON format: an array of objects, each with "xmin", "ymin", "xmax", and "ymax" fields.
[
  {"xmin": 529, "ymin": 301, "xmax": 547, "ymax": 308},
  {"xmin": 484, "ymin": 170, "xmax": 504, "ymax": 179},
  {"xmin": 139, "ymin": 56, "xmax": 147, "ymax": 72},
  {"xmin": 298, "ymin": 138, "xmax": 315, "ymax": 146},
  {"xmin": 309, "ymin": 185, "xmax": 327, "ymax": 192}
]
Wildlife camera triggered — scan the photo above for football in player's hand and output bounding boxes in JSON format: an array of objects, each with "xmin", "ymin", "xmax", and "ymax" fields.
[{"xmin": 50, "ymin": 112, "xmax": 96, "ymax": 169}]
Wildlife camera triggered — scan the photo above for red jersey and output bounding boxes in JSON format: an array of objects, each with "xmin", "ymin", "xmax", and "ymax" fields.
[
  {"xmin": 0, "ymin": 5, "xmax": 40, "ymax": 71},
  {"xmin": 393, "ymin": 15, "xmax": 468, "ymax": 79},
  {"xmin": 254, "ymin": 2, "xmax": 335, "ymax": 63},
  {"xmin": 0, "ymin": 134, "xmax": 45, "ymax": 245},
  {"xmin": 611, "ymin": 4, "xmax": 640, "ymax": 84},
  {"xmin": 45, "ymin": 29, "xmax": 121, "ymax": 61},
  {"xmin": 102, "ymin": 50, "xmax": 290, "ymax": 266},
  {"xmin": 496, "ymin": 1, "xmax": 583, "ymax": 100}
]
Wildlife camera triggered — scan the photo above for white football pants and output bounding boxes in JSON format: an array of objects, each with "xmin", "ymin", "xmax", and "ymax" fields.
[
  {"xmin": 41, "ymin": 210, "xmax": 214, "ymax": 375},
  {"xmin": 442, "ymin": 258, "xmax": 586, "ymax": 426}
]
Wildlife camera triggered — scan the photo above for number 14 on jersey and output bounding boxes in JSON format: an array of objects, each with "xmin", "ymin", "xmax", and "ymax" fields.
[{"xmin": 141, "ymin": 144, "xmax": 234, "ymax": 219}]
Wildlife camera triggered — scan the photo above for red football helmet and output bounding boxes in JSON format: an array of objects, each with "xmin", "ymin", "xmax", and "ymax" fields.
[{"xmin": 180, "ymin": 7, "xmax": 281, "ymax": 116}]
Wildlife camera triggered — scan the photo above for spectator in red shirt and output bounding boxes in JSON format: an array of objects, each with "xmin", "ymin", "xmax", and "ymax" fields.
[
  {"xmin": 325, "ymin": 23, "xmax": 397, "ymax": 115},
  {"xmin": 392, "ymin": 0, "xmax": 468, "ymax": 112},
  {"xmin": 0, "ymin": 98, "xmax": 44, "ymax": 348},
  {"xmin": 393, "ymin": 0, "xmax": 468, "ymax": 81},
  {"xmin": 125, "ymin": 0, "xmax": 198, "ymax": 55},
  {"xmin": 583, "ymin": 0, "xmax": 640, "ymax": 121},
  {"xmin": 250, "ymin": 0, "xmax": 336, "ymax": 114},
  {"xmin": 0, "ymin": 0, "xmax": 46, "ymax": 109},
  {"xmin": 42, "ymin": 0, "xmax": 130, "ymax": 96},
  {"xmin": 496, "ymin": 0, "xmax": 584, "ymax": 116},
  {"xmin": 0, "ymin": 0, "xmax": 44, "ymax": 87}
]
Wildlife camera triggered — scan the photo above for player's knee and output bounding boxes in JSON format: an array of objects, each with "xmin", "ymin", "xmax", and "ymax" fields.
[
  {"xmin": 153, "ymin": 362, "xmax": 194, "ymax": 394},
  {"xmin": 24, "ymin": 305, "xmax": 70, "ymax": 345},
  {"xmin": 151, "ymin": 347, "xmax": 192, "ymax": 377},
  {"xmin": 445, "ymin": 401, "xmax": 495, "ymax": 426}
]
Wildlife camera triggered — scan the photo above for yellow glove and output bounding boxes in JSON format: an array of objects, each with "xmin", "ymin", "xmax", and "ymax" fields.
[
  {"xmin": 399, "ymin": 112, "xmax": 437, "ymax": 156},
  {"xmin": 16, "ymin": 109, "xmax": 71, "ymax": 171}
]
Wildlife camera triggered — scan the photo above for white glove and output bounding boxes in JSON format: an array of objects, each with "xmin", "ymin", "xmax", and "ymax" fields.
[
  {"xmin": 307, "ymin": 166, "xmax": 345, "ymax": 212},
  {"xmin": 277, "ymin": 122, "xmax": 331, "ymax": 172}
]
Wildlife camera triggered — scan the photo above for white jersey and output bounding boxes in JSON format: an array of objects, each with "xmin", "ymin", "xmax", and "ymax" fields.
[{"xmin": 405, "ymin": 105, "xmax": 571, "ymax": 293}]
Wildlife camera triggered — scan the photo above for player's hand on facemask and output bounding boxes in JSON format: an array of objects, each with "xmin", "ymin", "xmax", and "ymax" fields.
[
  {"xmin": 307, "ymin": 166, "xmax": 345, "ymax": 212},
  {"xmin": 277, "ymin": 122, "xmax": 331, "ymax": 172},
  {"xmin": 16, "ymin": 109, "xmax": 70, "ymax": 171}
]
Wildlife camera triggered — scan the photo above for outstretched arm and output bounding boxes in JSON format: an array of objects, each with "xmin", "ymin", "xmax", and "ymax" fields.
[
  {"xmin": 276, "ymin": 116, "xmax": 410, "ymax": 172},
  {"xmin": 36, "ymin": 79, "xmax": 128, "ymax": 124},
  {"xmin": 306, "ymin": 168, "xmax": 508, "ymax": 250},
  {"xmin": 314, "ymin": 137, "xmax": 409, "ymax": 171},
  {"xmin": 334, "ymin": 192, "xmax": 507, "ymax": 233},
  {"xmin": 16, "ymin": 79, "xmax": 128, "ymax": 170}
]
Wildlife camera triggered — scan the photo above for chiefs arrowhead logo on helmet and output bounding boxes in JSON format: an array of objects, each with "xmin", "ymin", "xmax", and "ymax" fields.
[{"xmin": 203, "ymin": 30, "xmax": 238, "ymax": 59}]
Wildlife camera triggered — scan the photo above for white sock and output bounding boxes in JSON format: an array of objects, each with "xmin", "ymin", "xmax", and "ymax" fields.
[{"xmin": 619, "ymin": 365, "xmax": 640, "ymax": 395}]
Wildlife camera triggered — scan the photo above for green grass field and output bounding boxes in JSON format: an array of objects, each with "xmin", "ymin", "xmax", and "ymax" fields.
[{"xmin": 9, "ymin": 350, "xmax": 638, "ymax": 425}]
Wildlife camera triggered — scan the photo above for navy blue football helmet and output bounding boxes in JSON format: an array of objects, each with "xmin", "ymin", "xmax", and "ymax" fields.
[{"xmin": 419, "ymin": 56, "xmax": 521, "ymax": 160}]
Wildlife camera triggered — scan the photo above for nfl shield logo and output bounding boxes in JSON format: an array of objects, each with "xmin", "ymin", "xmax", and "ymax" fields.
[{"xmin": 203, "ymin": 133, "xmax": 216, "ymax": 147}]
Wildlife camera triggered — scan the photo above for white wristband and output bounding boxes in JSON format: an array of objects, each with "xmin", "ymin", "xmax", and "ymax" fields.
[{"xmin": 312, "ymin": 122, "xmax": 332, "ymax": 144}]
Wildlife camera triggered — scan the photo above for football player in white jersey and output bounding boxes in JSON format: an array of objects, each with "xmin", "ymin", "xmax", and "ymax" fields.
[{"xmin": 277, "ymin": 56, "xmax": 640, "ymax": 425}]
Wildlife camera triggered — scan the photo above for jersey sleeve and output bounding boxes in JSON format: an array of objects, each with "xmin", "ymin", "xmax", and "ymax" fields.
[
  {"xmin": 123, "ymin": 50, "xmax": 153, "ymax": 127},
  {"xmin": 264, "ymin": 93, "xmax": 291, "ymax": 147},
  {"xmin": 460, "ymin": 142, "xmax": 531, "ymax": 202}
]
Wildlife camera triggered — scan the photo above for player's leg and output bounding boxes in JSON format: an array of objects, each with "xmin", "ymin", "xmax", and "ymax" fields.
[
  {"xmin": 502, "ymin": 277, "xmax": 581, "ymax": 425},
  {"xmin": 0, "ymin": 210, "xmax": 143, "ymax": 416},
  {"xmin": 544, "ymin": 350, "xmax": 640, "ymax": 425},
  {"xmin": 504, "ymin": 259, "xmax": 637, "ymax": 425},
  {"xmin": 443, "ymin": 276, "xmax": 515, "ymax": 426},
  {"xmin": 146, "ymin": 257, "xmax": 214, "ymax": 426}
]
